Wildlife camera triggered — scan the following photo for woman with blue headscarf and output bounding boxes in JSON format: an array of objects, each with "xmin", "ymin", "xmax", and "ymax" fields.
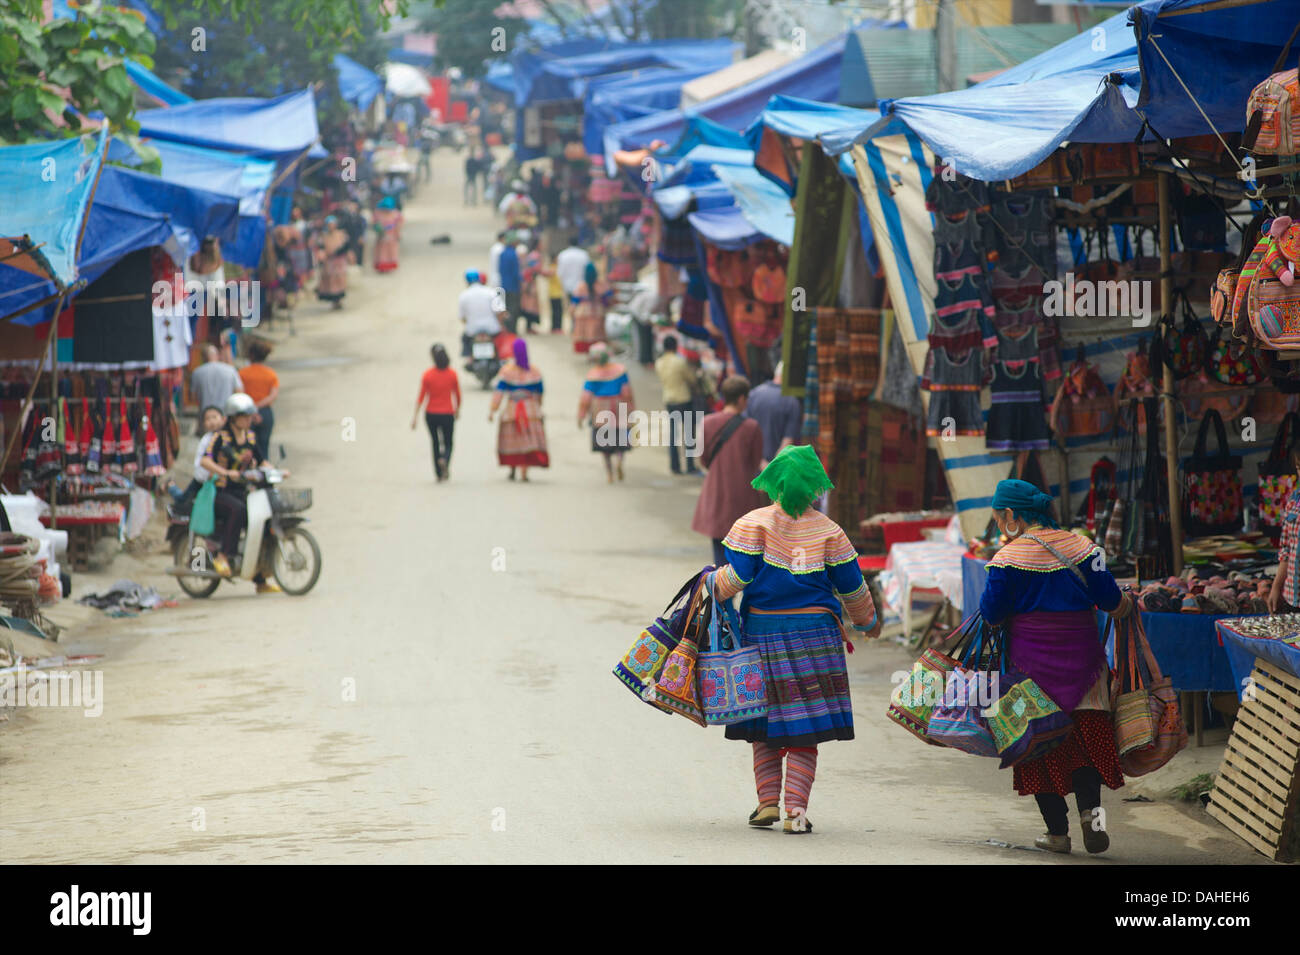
[
  {"xmin": 980, "ymin": 478, "xmax": 1133, "ymax": 856},
  {"xmin": 373, "ymin": 195, "xmax": 403, "ymax": 273},
  {"xmin": 571, "ymin": 261, "xmax": 611, "ymax": 354}
]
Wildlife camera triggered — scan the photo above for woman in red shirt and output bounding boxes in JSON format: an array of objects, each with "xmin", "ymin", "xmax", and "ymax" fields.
[{"xmin": 410, "ymin": 344, "xmax": 462, "ymax": 481}]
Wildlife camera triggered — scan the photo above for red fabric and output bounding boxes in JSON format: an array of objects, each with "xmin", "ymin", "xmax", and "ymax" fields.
[
  {"xmin": 691, "ymin": 411, "xmax": 764, "ymax": 540},
  {"xmin": 419, "ymin": 367, "xmax": 461, "ymax": 415},
  {"xmin": 1013, "ymin": 710, "xmax": 1125, "ymax": 796}
]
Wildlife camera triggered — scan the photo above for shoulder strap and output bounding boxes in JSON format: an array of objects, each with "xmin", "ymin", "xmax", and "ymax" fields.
[
  {"xmin": 1022, "ymin": 532, "xmax": 1090, "ymax": 590},
  {"xmin": 703, "ymin": 413, "xmax": 746, "ymax": 467}
]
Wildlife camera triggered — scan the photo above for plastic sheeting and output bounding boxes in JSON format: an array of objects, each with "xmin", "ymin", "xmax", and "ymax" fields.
[
  {"xmin": 383, "ymin": 62, "xmax": 432, "ymax": 100},
  {"xmin": 602, "ymin": 35, "xmax": 846, "ymax": 163},
  {"xmin": 0, "ymin": 131, "xmax": 107, "ymax": 293},
  {"xmin": 861, "ymin": 12, "xmax": 1146, "ymax": 183},
  {"xmin": 1131, "ymin": 0, "xmax": 1300, "ymax": 139},
  {"xmin": 712, "ymin": 165, "xmax": 795, "ymax": 246},
  {"xmin": 136, "ymin": 89, "xmax": 321, "ymax": 160},
  {"xmin": 582, "ymin": 66, "xmax": 718, "ymax": 156},
  {"xmin": 335, "ymin": 54, "xmax": 384, "ymax": 111},
  {"xmin": 125, "ymin": 60, "xmax": 194, "ymax": 106},
  {"xmin": 512, "ymin": 38, "xmax": 736, "ymax": 107}
]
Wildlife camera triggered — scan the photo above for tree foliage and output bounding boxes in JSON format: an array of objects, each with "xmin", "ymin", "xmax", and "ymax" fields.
[
  {"xmin": 420, "ymin": 0, "xmax": 528, "ymax": 78},
  {"xmin": 0, "ymin": 0, "xmax": 156, "ymax": 145}
]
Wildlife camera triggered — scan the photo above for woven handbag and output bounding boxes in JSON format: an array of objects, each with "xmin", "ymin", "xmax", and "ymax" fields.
[
  {"xmin": 979, "ymin": 623, "xmax": 1074, "ymax": 769},
  {"xmin": 1183, "ymin": 409, "xmax": 1243, "ymax": 537},
  {"xmin": 651, "ymin": 600, "xmax": 708, "ymax": 727},
  {"xmin": 887, "ymin": 639, "xmax": 965, "ymax": 746},
  {"xmin": 1111, "ymin": 616, "xmax": 1157, "ymax": 756},
  {"xmin": 696, "ymin": 576, "xmax": 768, "ymax": 725},
  {"xmin": 1258, "ymin": 413, "xmax": 1300, "ymax": 542},
  {"xmin": 1111, "ymin": 612, "xmax": 1188, "ymax": 775},
  {"xmin": 927, "ymin": 616, "xmax": 999, "ymax": 758},
  {"xmin": 613, "ymin": 565, "xmax": 714, "ymax": 705}
]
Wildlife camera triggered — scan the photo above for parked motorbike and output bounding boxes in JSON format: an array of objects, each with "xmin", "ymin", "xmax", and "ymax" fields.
[
  {"xmin": 470, "ymin": 332, "xmax": 501, "ymax": 389},
  {"xmin": 166, "ymin": 467, "xmax": 321, "ymax": 597}
]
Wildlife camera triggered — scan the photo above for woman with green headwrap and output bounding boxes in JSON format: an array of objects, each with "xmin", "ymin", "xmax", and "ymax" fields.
[
  {"xmin": 980, "ymin": 478, "xmax": 1133, "ymax": 856},
  {"xmin": 710, "ymin": 445, "xmax": 880, "ymax": 834}
]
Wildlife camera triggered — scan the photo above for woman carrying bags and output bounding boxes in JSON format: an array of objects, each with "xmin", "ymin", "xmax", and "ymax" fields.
[
  {"xmin": 978, "ymin": 479, "xmax": 1134, "ymax": 855},
  {"xmin": 710, "ymin": 445, "xmax": 880, "ymax": 833}
]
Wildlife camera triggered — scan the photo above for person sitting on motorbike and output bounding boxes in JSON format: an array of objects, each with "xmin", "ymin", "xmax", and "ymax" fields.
[
  {"xmin": 201, "ymin": 393, "xmax": 283, "ymax": 594},
  {"xmin": 459, "ymin": 268, "xmax": 506, "ymax": 363},
  {"xmin": 168, "ymin": 405, "xmax": 226, "ymax": 507}
]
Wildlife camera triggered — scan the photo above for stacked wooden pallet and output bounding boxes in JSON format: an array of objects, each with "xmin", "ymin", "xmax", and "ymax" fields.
[{"xmin": 1207, "ymin": 660, "xmax": 1300, "ymax": 862}]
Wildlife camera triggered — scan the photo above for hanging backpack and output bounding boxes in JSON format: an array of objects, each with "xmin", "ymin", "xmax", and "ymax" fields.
[
  {"xmin": 1257, "ymin": 412, "xmax": 1300, "ymax": 542},
  {"xmin": 1049, "ymin": 353, "xmax": 1116, "ymax": 443},
  {"xmin": 1246, "ymin": 68, "xmax": 1300, "ymax": 156}
]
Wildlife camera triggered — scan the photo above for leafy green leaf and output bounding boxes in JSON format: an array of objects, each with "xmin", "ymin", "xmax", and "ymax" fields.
[{"xmin": 11, "ymin": 87, "xmax": 40, "ymax": 121}]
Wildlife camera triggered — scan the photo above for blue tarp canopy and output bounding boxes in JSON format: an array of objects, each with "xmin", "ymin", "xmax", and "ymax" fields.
[
  {"xmin": 137, "ymin": 89, "xmax": 321, "ymax": 160},
  {"xmin": 712, "ymin": 165, "xmax": 795, "ymax": 246},
  {"xmin": 6, "ymin": 164, "xmax": 239, "ymax": 326},
  {"xmin": 512, "ymin": 38, "xmax": 736, "ymax": 107},
  {"xmin": 334, "ymin": 54, "xmax": 384, "ymax": 111},
  {"xmin": 125, "ymin": 60, "xmax": 193, "ymax": 106},
  {"xmin": 583, "ymin": 65, "xmax": 719, "ymax": 156},
  {"xmin": 484, "ymin": 61, "xmax": 515, "ymax": 95},
  {"xmin": 602, "ymin": 34, "xmax": 847, "ymax": 162},
  {"xmin": 745, "ymin": 94, "xmax": 879, "ymax": 185},
  {"xmin": 1130, "ymin": 0, "xmax": 1300, "ymax": 138},
  {"xmin": 0, "ymin": 132, "xmax": 107, "ymax": 298},
  {"xmin": 859, "ymin": 12, "xmax": 1146, "ymax": 182}
]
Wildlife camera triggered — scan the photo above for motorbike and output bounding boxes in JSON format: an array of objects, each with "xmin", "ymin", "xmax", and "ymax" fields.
[
  {"xmin": 469, "ymin": 332, "xmax": 502, "ymax": 389},
  {"xmin": 166, "ymin": 467, "xmax": 321, "ymax": 598}
]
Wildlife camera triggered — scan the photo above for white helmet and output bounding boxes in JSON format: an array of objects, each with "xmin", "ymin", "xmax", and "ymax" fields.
[{"xmin": 224, "ymin": 392, "xmax": 256, "ymax": 417}]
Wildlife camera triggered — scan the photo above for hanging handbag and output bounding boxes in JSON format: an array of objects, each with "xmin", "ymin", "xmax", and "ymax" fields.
[
  {"xmin": 886, "ymin": 624, "xmax": 969, "ymax": 746},
  {"xmin": 1111, "ymin": 615, "xmax": 1157, "ymax": 755},
  {"xmin": 1257, "ymin": 412, "xmax": 1300, "ymax": 541},
  {"xmin": 651, "ymin": 582, "xmax": 714, "ymax": 727},
  {"xmin": 142, "ymin": 398, "xmax": 165, "ymax": 476},
  {"xmin": 1110, "ymin": 611, "xmax": 1188, "ymax": 775},
  {"xmin": 118, "ymin": 397, "xmax": 137, "ymax": 474},
  {"xmin": 981, "ymin": 623, "xmax": 1075, "ymax": 769},
  {"xmin": 62, "ymin": 399, "xmax": 83, "ymax": 476},
  {"xmin": 84, "ymin": 398, "xmax": 102, "ymax": 473},
  {"xmin": 1208, "ymin": 324, "xmax": 1268, "ymax": 386},
  {"xmin": 1183, "ymin": 408, "xmax": 1243, "ymax": 537},
  {"xmin": 1182, "ymin": 367, "xmax": 1249, "ymax": 423},
  {"xmin": 696, "ymin": 575, "xmax": 768, "ymax": 725},
  {"xmin": 927, "ymin": 615, "xmax": 1000, "ymax": 757},
  {"xmin": 613, "ymin": 565, "xmax": 713, "ymax": 704},
  {"xmin": 1156, "ymin": 292, "xmax": 1210, "ymax": 381},
  {"xmin": 1086, "ymin": 458, "xmax": 1117, "ymax": 533},
  {"xmin": 1049, "ymin": 352, "xmax": 1117, "ymax": 444}
]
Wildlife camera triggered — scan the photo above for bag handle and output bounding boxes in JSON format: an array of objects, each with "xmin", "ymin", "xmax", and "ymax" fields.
[
  {"xmin": 706, "ymin": 573, "xmax": 744, "ymax": 653},
  {"xmin": 665, "ymin": 564, "xmax": 716, "ymax": 614},
  {"xmin": 1192, "ymin": 408, "xmax": 1229, "ymax": 461},
  {"xmin": 1269, "ymin": 413, "xmax": 1300, "ymax": 463},
  {"xmin": 1022, "ymin": 532, "xmax": 1091, "ymax": 596}
]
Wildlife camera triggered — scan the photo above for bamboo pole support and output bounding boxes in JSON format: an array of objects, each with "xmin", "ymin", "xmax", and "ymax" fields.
[{"xmin": 1158, "ymin": 172, "xmax": 1184, "ymax": 574}]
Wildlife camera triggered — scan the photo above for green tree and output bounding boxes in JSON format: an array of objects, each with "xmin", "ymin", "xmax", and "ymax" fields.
[
  {"xmin": 0, "ymin": 0, "xmax": 156, "ymax": 145},
  {"xmin": 421, "ymin": 0, "xmax": 527, "ymax": 78}
]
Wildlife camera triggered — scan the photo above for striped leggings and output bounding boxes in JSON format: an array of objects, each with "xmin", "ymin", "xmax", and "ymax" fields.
[{"xmin": 752, "ymin": 742, "xmax": 818, "ymax": 813}]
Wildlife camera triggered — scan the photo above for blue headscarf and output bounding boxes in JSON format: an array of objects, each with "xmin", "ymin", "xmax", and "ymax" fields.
[{"xmin": 991, "ymin": 479, "xmax": 1058, "ymax": 529}]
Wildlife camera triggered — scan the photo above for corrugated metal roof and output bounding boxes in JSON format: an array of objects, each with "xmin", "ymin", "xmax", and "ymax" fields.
[{"xmin": 846, "ymin": 24, "xmax": 1082, "ymax": 103}]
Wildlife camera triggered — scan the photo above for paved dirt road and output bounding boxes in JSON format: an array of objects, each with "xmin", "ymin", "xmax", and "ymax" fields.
[{"xmin": 0, "ymin": 151, "xmax": 1262, "ymax": 864}]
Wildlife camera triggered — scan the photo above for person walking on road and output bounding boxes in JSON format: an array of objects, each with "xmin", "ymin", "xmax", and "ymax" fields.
[
  {"xmin": 373, "ymin": 196, "xmax": 403, "ymax": 273},
  {"xmin": 578, "ymin": 343, "xmax": 634, "ymax": 483},
  {"xmin": 692, "ymin": 376, "xmax": 764, "ymax": 567},
  {"xmin": 710, "ymin": 445, "xmax": 880, "ymax": 833},
  {"xmin": 489, "ymin": 338, "xmax": 549, "ymax": 482},
  {"xmin": 314, "ymin": 216, "xmax": 350, "ymax": 309},
  {"xmin": 238, "ymin": 339, "xmax": 281, "ymax": 463},
  {"xmin": 745, "ymin": 362, "xmax": 803, "ymax": 466},
  {"xmin": 978, "ymin": 478, "xmax": 1133, "ymax": 855},
  {"xmin": 498, "ymin": 235, "xmax": 522, "ymax": 335},
  {"xmin": 571, "ymin": 262, "xmax": 610, "ymax": 354},
  {"xmin": 190, "ymin": 344, "xmax": 243, "ymax": 436},
  {"xmin": 654, "ymin": 335, "xmax": 701, "ymax": 476},
  {"xmin": 411, "ymin": 344, "xmax": 461, "ymax": 482}
]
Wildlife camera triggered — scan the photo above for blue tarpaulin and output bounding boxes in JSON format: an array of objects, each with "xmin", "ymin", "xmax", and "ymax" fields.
[
  {"xmin": 0, "ymin": 131, "xmax": 107, "ymax": 295},
  {"xmin": 125, "ymin": 60, "xmax": 194, "ymax": 106},
  {"xmin": 484, "ymin": 61, "xmax": 515, "ymax": 95},
  {"xmin": 602, "ymin": 35, "xmax": 847, "ymax": 162},
  {"xmin": 7, "ymin": 165, "xmax": 239, "ymax": 326},
  {"xmin": 858, "ymin": 12, "xmax": 1145, "ymax": 182},
  {"xmin": 712, "ymin": 165, "xmax": 795, "ymax": 246},
  {"xmin": 334, "ymin": 54, "xmax": 384, "ymax": 111},
  {"xmin": 1131, "ymin": 0, "xmax": 1300, "ymax": 139},
  {"xmin": 583, "ymin": 65, "xmax": 718, "ymax": 156},
  {"xmin": 137, "ymin": 89, "xmax": 321, "ymax": 160}
]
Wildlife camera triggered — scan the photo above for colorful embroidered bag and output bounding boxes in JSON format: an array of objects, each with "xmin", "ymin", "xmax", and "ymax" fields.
[
  {"xmin": 1257, "ymin": 413, "xmax": 1300, "ymax": 541},
  {"xmin": 887, "ymin": 645, "xmax": 962, "ymax": 747},
  {"xmin": 980, "ymin": 623, "xmax": 1074, "ymax": 769},
  {"xmin": 1110, "ymin": 611, "xmax": 1187, "ymax": 774},
  {"xmin": 1246, "ymin": 68, "xmax": 1300, "ymax": 156},
  {"xmin": 1208, "ymin": 325, "xmax": 1267, "ymax": 386},
  {"xmin": 614, "ymin": 565, "xmax": 713, "ymax": 704},
  {"xmin": 1155, "ymin": 293, "xmax": 1209, "ymax": 381},
  {"xmin": 927, "ymin": 616, "xmax": 1000, "ymax": 758},
  {"xmin": 1049, "ymin": 354, "xmax": 1116, "ymax": 443},
  {"xmin": 1183, "ymin": 409, "xmax": 1243, "ymax": 537},
  {"xmin": 696, "ymin": 576, "xmax": 768, "ymax": 726}
]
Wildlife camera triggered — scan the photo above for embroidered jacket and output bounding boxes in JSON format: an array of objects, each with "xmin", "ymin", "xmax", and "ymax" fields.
[
  {"xmin": 714, "ymin": 504, "xmax": 876, "ymax": 626},
  {"xmin": 980, "ymin": 525, "xmax": 1122, "ymax": 624}
]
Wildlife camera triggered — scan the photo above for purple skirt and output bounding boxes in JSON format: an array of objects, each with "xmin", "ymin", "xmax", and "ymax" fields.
[{"xmin": 1006, "ymin": 610, "xmax": 1106, "ymax": 713}]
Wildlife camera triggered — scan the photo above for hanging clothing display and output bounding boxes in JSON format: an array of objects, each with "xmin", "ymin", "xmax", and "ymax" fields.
[{"xmin": 923, "ymin": 348, "xmax": 986, "ymax": 438}]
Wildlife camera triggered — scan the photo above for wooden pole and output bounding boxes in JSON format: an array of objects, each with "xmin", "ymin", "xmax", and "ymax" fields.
[
  {"xmin": 48, "ymin": 308, "xmax": 58, "ymax": 532},
  {"xmin": 1158, "ymin": 172, "xmax": 1184, "ymax": 574},
  {"xmin": 0, "ymin": 304, "xmax": 62, "ymax": 476}
]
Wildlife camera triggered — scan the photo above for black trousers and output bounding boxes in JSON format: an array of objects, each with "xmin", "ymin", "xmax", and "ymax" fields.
[
  {"xmin": 666, "ymin": 401, "xmax": 699, "ymax": 474},
  {"xmin": 213, "ymin": 488, "xmax": 247, "ymax": 559},
  {"xmin": 550, "ymin": 298, "xmax": 563, "ymax": 332},
  {"xmin": 425, "ymin": 412, "xmax": 455, "ymax": 478},
  {"xmin": 252, "ymin": 406, "xmax": 274, "ymax": 463},
  {"xmin": 1034, "ymin": 767, "xmax": 1103, "ymax": 836}
]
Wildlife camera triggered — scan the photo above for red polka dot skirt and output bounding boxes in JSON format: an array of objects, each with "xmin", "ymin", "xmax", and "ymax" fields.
[{"xmin": 1013, "ymin": 710, "xmax": 1125, "ymax": 796}]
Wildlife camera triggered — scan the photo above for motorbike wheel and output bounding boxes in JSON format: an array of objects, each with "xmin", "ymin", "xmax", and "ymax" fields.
[
  {"xmin": 174, "ymin": 537, "xmax": 220, "ymax": 599},
  {"xmin": 271, "ymin": 526, "xmax": 322, "ymax": 596}
]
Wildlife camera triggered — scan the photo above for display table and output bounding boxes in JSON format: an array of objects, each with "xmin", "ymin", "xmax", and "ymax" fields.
[
  {"xmin": 883, "ymin": 541, "xmax": 965, "ymax": 638},
  {"xmin": 38, "ymin": 510, "xmax": 122, "ymax": 571}
]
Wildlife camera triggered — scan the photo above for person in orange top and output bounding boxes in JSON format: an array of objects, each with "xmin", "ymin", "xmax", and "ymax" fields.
[
  {"xmin": 239, "ymin": 339, "xmax": 280, "ymax": 462},
  {"xmin": 410, "ymin": 343, "xmax": 462, "ymax": 481}
]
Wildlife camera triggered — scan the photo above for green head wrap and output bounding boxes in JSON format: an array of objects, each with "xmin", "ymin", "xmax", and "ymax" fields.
[{"xmin": 751, "ymin": 445, "xmax": 834, "ymax": 517}]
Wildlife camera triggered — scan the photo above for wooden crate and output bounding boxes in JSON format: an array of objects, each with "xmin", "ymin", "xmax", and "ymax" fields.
[{"xmin": 1207, "ymin": 660, "xmax": 1300, "ymax": 862}]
